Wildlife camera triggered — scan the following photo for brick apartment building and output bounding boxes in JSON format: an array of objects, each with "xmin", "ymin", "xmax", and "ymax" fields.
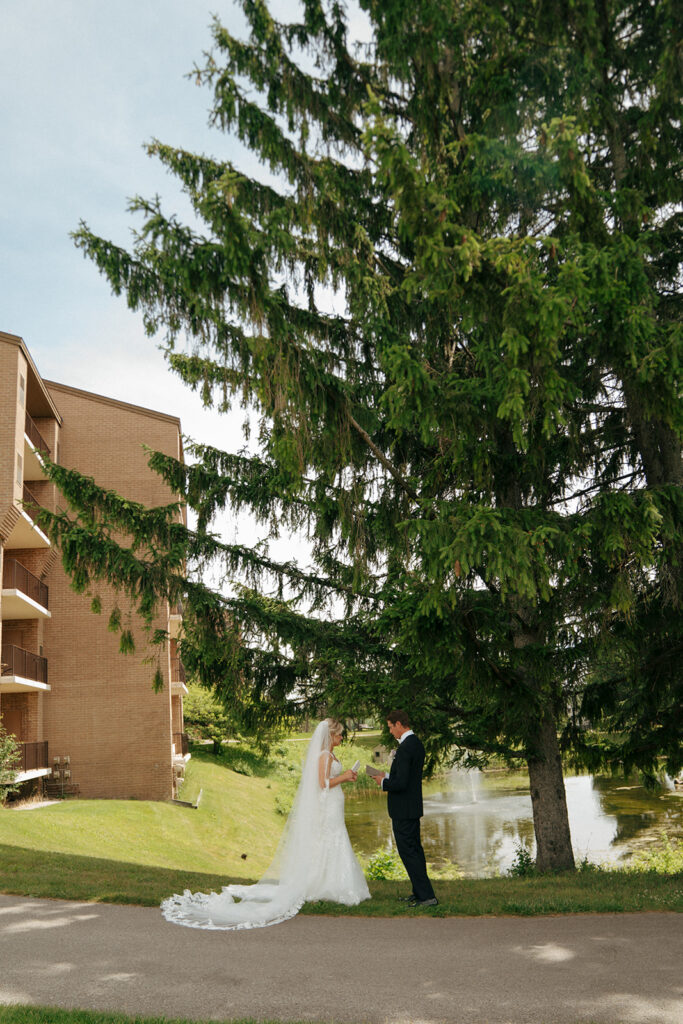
[{"xmin": 0, "ymin": 330, "xmax": 188, "ymax": 801}]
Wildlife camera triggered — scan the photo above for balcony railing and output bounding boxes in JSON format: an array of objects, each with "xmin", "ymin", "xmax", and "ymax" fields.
[
  {"xmin": 173, "ymin": 732, "xmax": 189, "ymax": 756},
  {"xmin": 21, "ymin": 484, "xmax": 43, "ymax": 524},
  {"xmin": 18, "ymin": 740, "xmax": 49, "ymax": 773},
  {"xmin": 24, "ymin": 412, "xmax": 51, "ymax": 456},
  {"xmin": 1, "ymin": 643, "xmax": 48, "ymax": 685},
  {"xmin": 170, "ymin": 657, "xmax": 186, "ymax": 684},
  {"xmin": 2, "ymin": 558, "xmax": 49, "ymax": 609}
]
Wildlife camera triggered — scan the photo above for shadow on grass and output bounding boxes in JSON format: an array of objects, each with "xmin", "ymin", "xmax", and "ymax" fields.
[
  {"xmin": 0, "ymin": 843, "xmax": 251, "ymax": 907},
  {"xmin": 191, "ymin": 744, "xmax": 277, "ymax": 778}
]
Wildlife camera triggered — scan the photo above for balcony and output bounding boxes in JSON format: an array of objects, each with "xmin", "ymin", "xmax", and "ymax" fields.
[
  {"xmin": 0, "ymin": 643, "xmax": 50, "ymax": 693},
  {"xmin": 170, "ymin": 656, "xmax": 188, "ymax": 695},
  {"xmin": 173, "ymin": 732, "xmax": 189, "ymax": 757},
  {"xmin": 18, "ymin": 740, "xmax": 49, "ymax": 771},
  {"xmin": 169, "ymin": 601, "xmax": 183, "ymax": 639},
  {"xmin": 13, "ymin": 740, "xmax": 51, "ymax": 784},
  {"xmin": 5, "ymin": 484, "xmax": 50, "ymax": 550},
  {"xmin": 23, "ymin": 412, "xmax": 50, "ymax": 481},
  {"xmin": 24, "ymin": 412, "xmax": 51, "ymax": 456},
  {"xmin": 2, "ymin": 558, "xmax": 50, "ymax": 619}
]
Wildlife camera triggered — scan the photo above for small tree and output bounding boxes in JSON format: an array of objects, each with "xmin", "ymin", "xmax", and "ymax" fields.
[
  {"xmin": 183, "ymin": 683, "xmax": 233, "ymax": 754},
  {"xmin": 0, "ymin": 725, "xmax": 22, "ymax": 803}
]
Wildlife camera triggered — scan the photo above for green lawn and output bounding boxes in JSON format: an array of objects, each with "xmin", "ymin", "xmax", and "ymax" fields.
[
  {"xmin": 0, "ymin": 747, "xmax": 291, "ymax": 880},
  {"xmin": 0, "ymin": 1011, "xmax": 310, "ymax": 1024},
  {"xmin": 0, "ymin": 741, "xmax": 681, "ymax": 915},
  {"xmin": 0, "ymin": 1009, "xmax": 650, "ymax": 1024}
]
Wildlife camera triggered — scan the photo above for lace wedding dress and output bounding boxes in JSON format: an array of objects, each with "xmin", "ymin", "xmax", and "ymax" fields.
[{"xmin": 161, "ymin": 720, "xmax": 370, "ymax": 930}]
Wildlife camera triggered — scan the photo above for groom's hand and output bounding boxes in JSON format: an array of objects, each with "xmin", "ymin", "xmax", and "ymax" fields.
[{"xmin": 372, "ymin": 773, "xmax": 385, "ymax": 787}]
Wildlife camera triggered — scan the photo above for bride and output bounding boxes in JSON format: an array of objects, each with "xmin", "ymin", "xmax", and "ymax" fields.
[{"xmin": 161, "ymin": 718, "xmax": 371, "ymax": 929}]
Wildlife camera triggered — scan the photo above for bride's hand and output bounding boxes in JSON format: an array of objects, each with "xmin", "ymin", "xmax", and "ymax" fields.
[{"xmin": 343, "ymin": 769, "xmax": 358, "ymax": 783}]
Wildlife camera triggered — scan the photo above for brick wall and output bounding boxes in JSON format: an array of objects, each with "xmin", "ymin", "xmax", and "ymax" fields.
[{"xmin": 40, "ymin": 382, "xmax": 183, "ymax": 800}]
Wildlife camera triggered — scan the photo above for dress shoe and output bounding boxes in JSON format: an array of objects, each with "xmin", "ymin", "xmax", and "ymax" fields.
[
  {"xmin": 409, "ymin": 896, "xmax": 439, "ymax": 907},
  {"xmin": 397, "ymin": 894, "xmax": 417, "ymax": 902}
]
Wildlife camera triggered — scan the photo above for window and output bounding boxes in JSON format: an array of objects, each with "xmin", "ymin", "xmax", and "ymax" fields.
[
  {"xmin": 18, "ymin": 373, "xmax": 25, "ymax": 407},
  {"xmin": 16, "ymin": 452, "xmax": 23, "ymax": 487}
]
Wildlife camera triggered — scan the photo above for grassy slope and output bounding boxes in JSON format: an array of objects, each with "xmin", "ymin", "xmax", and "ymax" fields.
[{"xmin": 0, "ymin": 749, "xmax": 288, "ymax": 879}]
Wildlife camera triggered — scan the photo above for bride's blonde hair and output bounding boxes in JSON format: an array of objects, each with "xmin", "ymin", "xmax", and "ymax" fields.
[{"xmin": 325, "ymin": 718, "xmax": 344, "ymax": 740}]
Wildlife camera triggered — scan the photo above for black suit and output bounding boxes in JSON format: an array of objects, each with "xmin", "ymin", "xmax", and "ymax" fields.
[{"xmin": 382, "ymin": 732, "xmax": 435, "ymax": 901}]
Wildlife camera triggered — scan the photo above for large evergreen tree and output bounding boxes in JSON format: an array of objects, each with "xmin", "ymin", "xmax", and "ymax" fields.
[{"xmin": 41, "ymin": 0, "xmax": 681, "ymax": 871}]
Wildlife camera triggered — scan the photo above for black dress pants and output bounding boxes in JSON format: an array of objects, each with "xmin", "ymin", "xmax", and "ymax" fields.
[{"xmin": 391, "ymin": 817, "xmax": 435, "ymax": 901}]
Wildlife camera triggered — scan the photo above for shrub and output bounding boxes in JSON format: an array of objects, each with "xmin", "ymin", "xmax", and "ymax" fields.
[
  {"xmin": 507, "ymin": 841, "xmax": 536, "ymax": 877},
  {"xmin": 0, "ymin": 725, "xmax": 22, "ymax": 803},
  {"xmin": 365, "ymin": 847, "xmax": 405, "ymax": 880},
  {"xmin": 626, "ymin": 836, "xmax": 683, "ymax": 874},
  {"xmin": 183, "ymin": 683, "xmax": 233, "ymax": 754}
]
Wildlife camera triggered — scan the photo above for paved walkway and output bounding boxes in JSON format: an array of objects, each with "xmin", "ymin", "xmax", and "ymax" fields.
[{"xmin": 0, "ymin": 894, "xmax": 681, "ymax": 1023}]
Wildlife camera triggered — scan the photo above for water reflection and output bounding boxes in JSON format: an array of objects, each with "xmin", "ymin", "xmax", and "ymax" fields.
[{"xmin": 346, "ymin": 769, "xmax": 682, "ymax": 876}]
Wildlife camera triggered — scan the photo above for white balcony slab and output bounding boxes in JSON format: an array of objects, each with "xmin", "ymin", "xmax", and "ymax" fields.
[
  {"xmin": 170, "ymin": 680, "xmax": 188, "ymax": 695},
  {"xmin": 168, "ymin": 613, "xmax": 183, "ymax": 639},
  {"xmin": 14, "ymin": 767, "xmax": 52, "ymax": 784},
  {"xmin": 1, "ymin": 589, "xmax": 51, "ymax": 619},
  {"xmin": 0, "ymin": 676, "xmax": 51, "ymax": 694},
  {"xmin": 5, "ymin": 510, "xmax": 50, "ymax": 550},
  {"xmin": 23, "ymin": 435, "xmax": 47, "ymax": 481}
]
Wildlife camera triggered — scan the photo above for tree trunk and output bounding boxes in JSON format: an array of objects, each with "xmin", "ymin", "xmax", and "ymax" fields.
[
  {"xmin": 502, "ymin": 487, "xmax": 577, "ymax": 875},
  {"xmin": 623, "ymin": 380, "xmax": 683, "ymax": 490},
  {"xmin": 527, "ymin": 712, "xmax": 575, "ymax": 872}
]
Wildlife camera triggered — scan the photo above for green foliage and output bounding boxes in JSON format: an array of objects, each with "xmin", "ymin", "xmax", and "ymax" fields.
[
  {"xmin": 626, "ymin": 836, "xmax": 683, "ymax": 875},
  {"xmin": 183, "ymin": 683, "xmax": 234, "ymax": 754},
  {"xmin": 34, "ymin": 0, "xmax": 681, "ymax": 873},
  {"xmin": 507, "ymin": 842, "xmax": 537, "ymax": 878},
  {"xmin": 152, "ymin": 666, "xmax": 164, "ymax": 694},
  {"xmin": 0, "ymin": 725, "xmax": 22, "ymax": 802},
  {"xmin": 364, "ymin": 847, "xmax": 405, "ymax": 881},
  {"xmin": 119, "ymin": 629, "xmax": 135, "ymax": 655}
]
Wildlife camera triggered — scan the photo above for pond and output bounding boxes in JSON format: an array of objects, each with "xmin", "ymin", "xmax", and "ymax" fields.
[{"xmin": 345, "ymin": 768, "xmax": 683, "ymax": 876}]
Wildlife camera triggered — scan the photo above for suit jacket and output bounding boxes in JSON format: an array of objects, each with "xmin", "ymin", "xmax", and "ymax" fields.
[{"xmin": 383, "ymin": 733, "xmax": 425, "ymax": 819}]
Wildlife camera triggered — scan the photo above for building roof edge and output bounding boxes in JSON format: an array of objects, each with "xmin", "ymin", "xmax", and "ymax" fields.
[
  {"xmin": 0, "ymin": 331, "xmax": 64, "ymax": 424},
  {"xmin": 43, "ymin": 379, "xmax": 183, "ymax": 429}
]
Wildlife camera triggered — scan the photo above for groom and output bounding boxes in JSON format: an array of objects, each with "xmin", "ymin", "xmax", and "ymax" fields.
[{"xmin": 373, "ymin": 709, "xmax": 437, "ymax": 907}]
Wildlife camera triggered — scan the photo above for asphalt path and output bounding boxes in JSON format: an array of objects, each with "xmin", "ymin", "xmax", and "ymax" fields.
[{"xmin": 0, "ymin": 894, "xmax": 681, "ymax": 1024}]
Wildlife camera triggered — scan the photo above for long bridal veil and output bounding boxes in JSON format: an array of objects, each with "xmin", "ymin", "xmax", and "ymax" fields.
[{"xmin": 161, "ymin": 719, "xmax": 339, "ymax": 930}]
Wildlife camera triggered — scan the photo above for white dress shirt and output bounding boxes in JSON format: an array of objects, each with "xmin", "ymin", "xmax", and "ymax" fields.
[{"xmin": 382, "ymin": 730, "xmax": 413, "ymax": 784}]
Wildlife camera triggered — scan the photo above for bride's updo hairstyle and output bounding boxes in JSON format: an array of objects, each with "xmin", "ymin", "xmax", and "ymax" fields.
[{"xmin": 325, "ymin": 718, "xmax": 344, "ymax": 746}]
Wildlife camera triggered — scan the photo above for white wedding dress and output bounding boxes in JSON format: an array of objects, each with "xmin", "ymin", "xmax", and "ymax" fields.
[{"xmin": 161, "ymin": 720, "xmax": 370, "ymax": 930}]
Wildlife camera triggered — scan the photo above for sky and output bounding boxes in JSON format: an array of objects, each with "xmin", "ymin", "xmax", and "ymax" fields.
[
  {"xmin": 1, "ymin": 1, "xmax": 369, "ymax": 428},
  {"xmin": 1, "ymin": 0, "xmax": 366, "ymax": 559},
  {"xmin": 2, "ymin": 0, "xmax": 260, "ymax": 445},
  {"xmin": 2, "ymin": 0, "xmax": 372, "ymax": 577}
]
